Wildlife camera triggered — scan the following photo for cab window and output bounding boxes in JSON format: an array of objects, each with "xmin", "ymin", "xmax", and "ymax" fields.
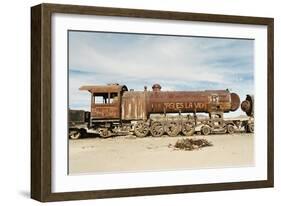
[
  {"xmin": 109, "ymin": 93, "xmax": 118, "ymax": 104},
  {"xmin": 93, "ymin": 92, "xmax": 118, "ymax": 104}
]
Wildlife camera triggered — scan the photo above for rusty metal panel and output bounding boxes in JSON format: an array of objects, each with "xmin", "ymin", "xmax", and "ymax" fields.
[
  {"xmin": 121, "ymin": 91, "xmax": 147, "ymax": 120},
  {"xmin": 147, "ymin": 90, "xmax": 240, "ymax": 114},
  {"xmin": 91, "ymin": 103, "xmax": 119, "ymax": 119}
]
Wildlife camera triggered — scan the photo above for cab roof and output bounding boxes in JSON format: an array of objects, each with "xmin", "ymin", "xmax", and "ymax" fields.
[{"xmin": 79, "ymin": 84, "xmax": 128, "ymax": 93}]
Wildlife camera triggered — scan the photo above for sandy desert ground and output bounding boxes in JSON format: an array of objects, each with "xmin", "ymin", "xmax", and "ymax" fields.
[{"xmin": 68, "ymin": 133, "xmax": 254, "ymax": 174}]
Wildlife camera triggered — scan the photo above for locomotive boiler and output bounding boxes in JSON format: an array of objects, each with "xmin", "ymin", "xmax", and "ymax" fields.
[{"xmin": 68, "ymin": 83, "xmax": 253, "ymax": 139}]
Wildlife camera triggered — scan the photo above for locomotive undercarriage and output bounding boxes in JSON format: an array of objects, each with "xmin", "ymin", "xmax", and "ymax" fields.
[
  {"xmin": 133, "ymin": 112, "xmax": 254, "ymax": 138},
  {"xmin": 88, "ymin": 112, "xmax": 254, "ymax": 138}
]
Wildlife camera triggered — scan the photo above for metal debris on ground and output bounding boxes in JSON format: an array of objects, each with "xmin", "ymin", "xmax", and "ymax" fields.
[{"xmin": 172, "ymin": 138, "xmax": 213, "ymax": 151}]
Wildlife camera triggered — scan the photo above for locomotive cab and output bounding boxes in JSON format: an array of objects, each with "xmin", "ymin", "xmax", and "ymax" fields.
[
  {"xmin": 80, "ymin": 84, "xmax": 128, "ymax": 121},
  {"xmin": 92, "ymin": 92, "xmax": 120, "ymax": 119}
]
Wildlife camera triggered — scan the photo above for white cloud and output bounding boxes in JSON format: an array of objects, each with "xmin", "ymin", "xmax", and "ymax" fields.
[
  {"xmin": 69, "ymin": 33, "xmax": 246, "ymax": 83},
  {"xmin": 68, "ymin": 31, "xmax": 254, "ymax": 116}
]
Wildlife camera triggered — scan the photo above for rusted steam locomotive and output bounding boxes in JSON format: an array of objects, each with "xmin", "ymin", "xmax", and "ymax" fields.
[{"xmin": 69, "ymin": 83, "xmax": 254, "ymax": 139}]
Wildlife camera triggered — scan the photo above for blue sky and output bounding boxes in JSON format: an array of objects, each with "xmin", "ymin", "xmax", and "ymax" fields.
[{"xmin": 68, "ymin": 31, "xmax": 254, "ymax": 117}]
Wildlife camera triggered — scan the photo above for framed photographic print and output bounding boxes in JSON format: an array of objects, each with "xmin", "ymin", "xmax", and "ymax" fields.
[{"xmin": 31, "ymin": 3, "xmax": 274, "ymax": 202}]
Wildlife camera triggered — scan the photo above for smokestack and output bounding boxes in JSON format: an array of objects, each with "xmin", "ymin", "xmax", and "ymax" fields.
[{"xmin": 152, "ymin": 84, "xmax": 161, "ymax": 92}]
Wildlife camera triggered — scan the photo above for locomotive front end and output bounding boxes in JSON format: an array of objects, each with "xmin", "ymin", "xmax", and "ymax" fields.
[{"xmin": 241, "ymin": 95, "xmax": 254, "ymax": 117}]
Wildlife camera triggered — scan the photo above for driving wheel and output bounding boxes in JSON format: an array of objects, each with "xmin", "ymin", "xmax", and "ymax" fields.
[
  {"xmin": 134, "ymin": 121, "xmax": 150, "ymax": 137},
  {"xmin": 150, "ymin": 121, "xmax": 165, "ymax": 137}
]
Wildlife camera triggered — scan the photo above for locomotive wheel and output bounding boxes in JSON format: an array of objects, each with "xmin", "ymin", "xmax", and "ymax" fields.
[
  {"xmin": 247, "ymin": 123, "xmax": 254, "ymax": 133},
  {"xmin": 69, "ymin": 130, "xmax": 81, "ymax": 140},
  {"xmin": 150, "ymin": 121, "xmax": 165, "ymax": 137},
  {"xmin": 99, "ymin": 128, "xmax": 112, "ymax": 138},
  {"xmin": 227, "ymin": 124, "xmax": 235, "ymax": 134},
  {"xmin": 165, "ymin": 121, "xmax": 181, "ymax": 136},
  {"xmin": 201, "ymin": 125, "xmax": 211, "ymax": 136},
  {"xmin": 134, "ymin": 121, "xmax": 150, "ymax": 137},
  {"xmin": 181, "ymin": 121, "xmax": 195, "ymax": 136}
]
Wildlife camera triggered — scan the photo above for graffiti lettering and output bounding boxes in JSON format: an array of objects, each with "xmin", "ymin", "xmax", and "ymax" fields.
[
  {"xmin": 164, "ymin": 102, "xmax": 206, "ymax": 110},
  {"xmin": 176, "ymin": 103, "xmax": 184, "ymax": 110},
  {"xmin": 194, "ymin": 102, "xmax": 206, "ymax": 109}
]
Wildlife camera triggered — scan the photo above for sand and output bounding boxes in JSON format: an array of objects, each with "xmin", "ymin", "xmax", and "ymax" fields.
[{"xmin": 69, "ymin": 133, "xmax": 254, "ymax": 174}]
